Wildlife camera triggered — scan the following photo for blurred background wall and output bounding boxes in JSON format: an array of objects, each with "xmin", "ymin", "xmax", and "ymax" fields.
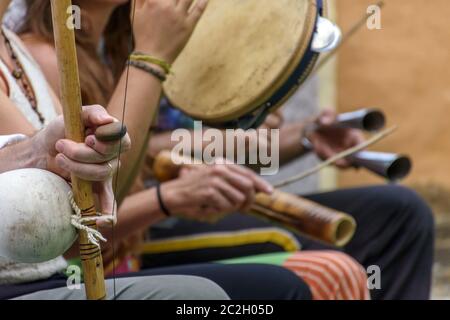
[
  {"xmin": 334, "ymin": 0, "xmax": 450, "ymax": 299},
  {"xmin": 336, "ymin": 0, "xmax": 450, "ymax": 197}
]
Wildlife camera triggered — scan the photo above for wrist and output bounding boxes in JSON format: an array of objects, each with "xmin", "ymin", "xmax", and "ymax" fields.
[
  {"xmin": 300, "ymin": 120, "xmax": 317, "ymax": 152},
  {"xmin": 0, "ymin": 134, "xmax": 44, "ymax": 172},
  {"xmin": 148, "ymin": 187, "xmax": 169, "ymax": 222},
  {"xmin": 145, "ymin": 62, "xmax": 166, "ymax": 75},
  {"xmin": 28, "ymin": 133, "xmax": 48, "ymax": 170},
  {"xmin": 131, "ymin": 51, "xmax": 171, "ymax": 74},
  {"xmin": 156, "ymin": 183, "xmax": 173, "ymax": 217},
  {"xmin": 127, "ymin": 60, "xmax": 167, "ymax": 82},
  {"xmin": 159, "ymin": 181, "xmax": 189, "ymax": 217}
]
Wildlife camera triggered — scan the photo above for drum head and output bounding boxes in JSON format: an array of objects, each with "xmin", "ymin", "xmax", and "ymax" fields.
[{"xmin": 164, "ymin": 0, "xmax": 319, "ymax": 125}]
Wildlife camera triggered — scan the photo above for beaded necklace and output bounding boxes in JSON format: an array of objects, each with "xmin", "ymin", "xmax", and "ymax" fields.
[{"xmin": 1, "ymin": 29, "xmax": 44, "ymax": 124}]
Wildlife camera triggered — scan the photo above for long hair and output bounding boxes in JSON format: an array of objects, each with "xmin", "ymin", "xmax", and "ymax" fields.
[{"xmin": 18, "ymin": 0, "xmax": 132, "ymax": 106}]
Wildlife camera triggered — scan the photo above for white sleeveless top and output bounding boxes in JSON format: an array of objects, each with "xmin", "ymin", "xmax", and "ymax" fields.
[
  {"xmin": 0, "ymin": 27, "xmax": 58, "ymax": 130},
  {"xmin": 0, "ymin": 28, "xmax": 67, "ymax": 285}
]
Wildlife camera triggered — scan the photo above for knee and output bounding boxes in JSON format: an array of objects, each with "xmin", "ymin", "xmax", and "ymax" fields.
[
  {"xmin": 252, "ymin": 264, "xmax": 313, "ymax": 300},
  {"xmin": 374, "ymin": 185, "xmax": 435, "ymax": 235},
  {"xmin": 166, "ymin": 276, "xmax": 230, "ymax": 300},
  {"xmin": 326, "ymin": 252, "xmax": 369, "ymax": 300},
  {"xmin": 279, "ymin": 268, "xmax": 313, "ymax": 300},
  {"xmin": 178, "ymin": 276, "xmax": 230, "ymax": 300},
  {"xmin": 128, "ymin": 275, "xmax": 230, "ymax": 300},
  {"xmin": 299, "ymin": 251, "xmax": 369, "ymax": 300}
]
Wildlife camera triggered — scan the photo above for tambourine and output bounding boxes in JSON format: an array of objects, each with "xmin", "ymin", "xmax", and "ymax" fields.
[{"xmin": 163, "ymin": 0, "xmax": 341, "ymax": 129}]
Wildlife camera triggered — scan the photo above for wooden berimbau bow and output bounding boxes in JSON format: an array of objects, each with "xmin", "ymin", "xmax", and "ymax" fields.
[{"xmin": 50, "ymin": 0, "xmax": 107, "ymax": 300}]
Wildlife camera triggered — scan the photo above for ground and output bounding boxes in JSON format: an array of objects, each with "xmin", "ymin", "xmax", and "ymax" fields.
[{"xmin": 432, "ymin": 213, "xmax": 450, "ymax": 299}]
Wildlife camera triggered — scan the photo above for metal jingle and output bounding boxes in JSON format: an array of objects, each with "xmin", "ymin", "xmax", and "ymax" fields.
[{"xmin": 311, "ymin": 16, "xmax": 342, "ymax": 53}]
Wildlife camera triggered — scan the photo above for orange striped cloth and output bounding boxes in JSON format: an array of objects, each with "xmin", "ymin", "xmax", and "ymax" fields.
[{"xmin": 283, "ymin": 251, "xmax": 370, "ymax": 300}]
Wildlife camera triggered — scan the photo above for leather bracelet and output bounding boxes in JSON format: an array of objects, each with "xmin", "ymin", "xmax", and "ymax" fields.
[
  {"xmin": 127, "ymin": 60, "xmax": 167, "ymax": 82},
  {"xmin": 156, "ymin": 184, "xmax": 172, "ymax": 217}
]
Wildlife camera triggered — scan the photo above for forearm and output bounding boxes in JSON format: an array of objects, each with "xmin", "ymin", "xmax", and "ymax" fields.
[
  {"xmin": 148, "ymin": 131, "xmax": 180, "ymax": 159},
  {"xmin": 0, "ymin": 134, "xmax": 46, "ymax": 173},
  {"xmin": 147, "ymin": 122, "xmax": 312, "ymax": 168},
  {"xmin": 278, "ymin": 122, "xmax": 311, "ymax": 165},
  {"xmin": 148, "ymin": 129, "xmax": 274, "ymax": 160},
  {"xmin": 108, "ymin": 67, "xmax": 163, "ymax": 201},
  {"xmin": 100, "ymin": 187, "xmax": 166, "ymax": 241}
]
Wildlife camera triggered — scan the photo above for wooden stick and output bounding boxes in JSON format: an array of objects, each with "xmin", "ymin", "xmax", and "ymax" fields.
[
  {"xmin": 273, "ymin": 126, "xmax": 397, "ymax": 188},
  {"xmin": 50, "ymin": 0, "xmax": 106, "ymax": 300},
  {"xmin": 152, "ymin": 151, "xmax": 356, "ymax": 246},
  {"xmin": 312, "ymin": 0, "xmax": 385, "ymax": 74}
]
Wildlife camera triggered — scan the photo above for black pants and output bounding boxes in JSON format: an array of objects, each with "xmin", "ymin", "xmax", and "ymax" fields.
[
  {"xmin": 0, "ymin": 263, "xmax": 311, "ymax": 300},
  {"xmin": 125, "ymin": 264, "xmax": 312, "ymax": 300},
  {"xmin": 147, "ymin": 185, "xmax": 435, "ymax": 300}
]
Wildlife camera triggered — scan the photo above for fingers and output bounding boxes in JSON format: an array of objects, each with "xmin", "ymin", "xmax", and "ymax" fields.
[
  {"xmin": 187, "ymin": 0, "xmax": 208, "ymax": 24},
  {"xmin": 47, "ymin": 105, "xmax": 128, "ymax": 182},
  {"xmin": 210, "ymin": 175, "xmax": 248, "ymax": 209},
  {"xmin": 334, "ymin": 158, "xmax": 352, "ymax": 168},
  {"xmin": 56, "ymin": 139, "xmax": 113, "ymax": 164},
  {"xmin": 346, "ymin": 129, "xmax": 366, "ymax": 146},
  {"xmin": 223, "ymin": 163, "xmax": 273, "ymax": 194},
  {"xmin": 55, "ymin": 154, "xmax": 119, "ymax": 181},
  {"xmin": 94, "ymin": 180, "xmax": 115, "ymax": 213},
  {"xmin": 311, "ymin": 134, "xmax": 334, "ymax": 159},
  {"xmin": 207, "ymin": 189, "xmax": 233, "ymax": 215},
  {"xmin": 212, "ymin": 158, "xmax": 273, "ymax": 194},
  {"xmin": 180, "ymin": 165, "xmax": 253, "ymax": 212},
  {"xmin": 93, "ymin": 180, "xmax": 117, "ymax": 228},
  {"xmin": 86, "ymin": 133, "xmax": 131, "ymax": 156},
  {"xmin": 210, "ymin": 165, "xmax": 252, "ymax": 192},
  {"xmin": 55, "ymin": 131, "xmax": 130, "ymax": 164},
  {"xmin": 81, "ymin": 105, "xmax": 116, "ymax": 128},
  {"xmin": 273, "ymin": 109, "xmax": 284, "ymax": 121},
  {"xmin": 178, "ymin": 0, "xmax": 195, "ymax": 12},
  {"xmin": 206, "ymin": 164, "xmax": 269, "ymax": 210},
  {"xmin": 263, "ymin": 114, "xmax": 281, "ymax": 129},
  {"xmin": 262, "ymin": 110, "xmax": 284, "ymax": 129},
  {"xmin": 312, "ymin": 136, "xmax": 352, "ymax": 167}
]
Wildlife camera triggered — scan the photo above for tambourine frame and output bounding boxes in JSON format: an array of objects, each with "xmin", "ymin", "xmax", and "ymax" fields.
[{"xmin": 164, "ymin": 0, "xmax": 326, "ymax": 129}]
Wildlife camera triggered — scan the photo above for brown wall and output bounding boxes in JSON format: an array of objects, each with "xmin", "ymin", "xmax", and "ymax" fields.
[{"xmin": 336, "ymin": 0, "xmax": 450, "ymax": 190}]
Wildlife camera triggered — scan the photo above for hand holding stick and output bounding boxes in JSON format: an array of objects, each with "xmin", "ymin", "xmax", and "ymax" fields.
[
  {"xmin": 51, "ymin": 0, "xmax": 106, "ymax": 300},
  {"xmin": 274, "ymin": 126, "xmax": 398, "ymax": 188},
  {"xmin": 152, "ymin": 151, "xmax": 356, "ymax": 247}
]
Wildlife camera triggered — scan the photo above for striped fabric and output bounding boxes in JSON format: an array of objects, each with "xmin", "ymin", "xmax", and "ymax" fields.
[
  {"xmin": 139, "ymin": 228, "xmax": 369, "ymax": 300},
  {"xmin": 283, "ymin": 251, "xmax": 370, "ymax": 300}
]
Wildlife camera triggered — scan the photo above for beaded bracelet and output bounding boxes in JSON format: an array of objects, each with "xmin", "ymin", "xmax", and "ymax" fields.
[
  {"xmin": 130, "ymin": 52, "xmax": 172, "ymax": 74},
  {"xmin": 127, "ymin": 60, "xmax": 167, "ymax": 82}
]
